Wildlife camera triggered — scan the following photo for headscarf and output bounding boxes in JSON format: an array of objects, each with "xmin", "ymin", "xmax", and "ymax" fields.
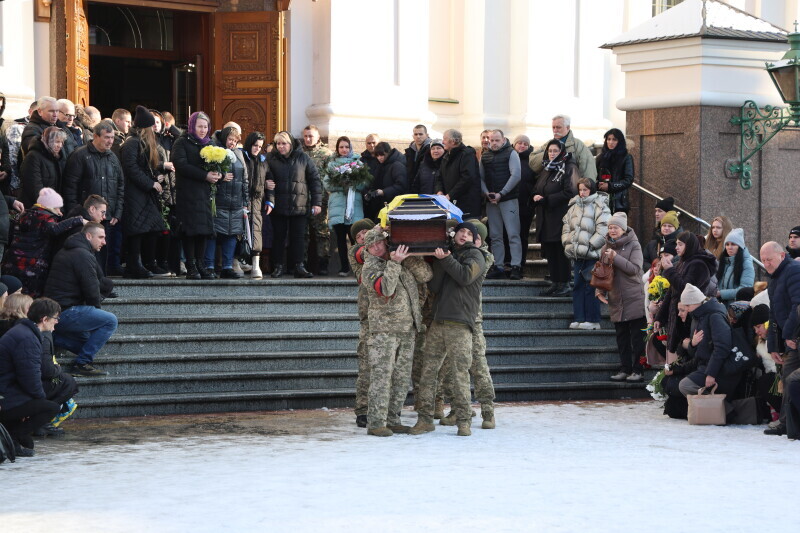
[
  {"xmin": 42, "ymin": 126, "xmax": 66, "ymax": 157},
  {"xmin": 727, "ymin": 301, "xmax": 750, "ymax": 325},
  {"xmin": 543, "ymin": 139, "xmax": 568, "ymax": 171},
  {"xmin": 187, "ymin": 111, "xmax": 211, "ymax": 146}
]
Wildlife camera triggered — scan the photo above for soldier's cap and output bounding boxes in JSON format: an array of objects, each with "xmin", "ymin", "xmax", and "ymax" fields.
[
  {"xmin": 465, "ymin": 218, "xmax": 488, "ymax": 243},
  {"xmin": 364, "ymin": 227, "xmax": 388, "ymax": 248},
  {"xmin": 454, "ymin": 221, "xmax": 479, "ymax": 242},
  {"xmin": 350, "ymin": 218, "xmax": 374, "ymax": 241}
]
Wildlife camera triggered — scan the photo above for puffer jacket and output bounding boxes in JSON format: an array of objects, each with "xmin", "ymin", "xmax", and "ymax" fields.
[
  {"xmin": 718, "ymin": 247, "xmax": 756, "ymax": 303},
  {"xmin": 119, "ymin": 131, "xmax": 168, "ymax": 236},
  {"xmin": 266, "ymin": 136, "xmax": 322, "ymax": 217},
  {"xmin": 62, "ymin": 142, "xmax": 125, "ymax": 221},
  {"xmin": 767, "ymin": 256, "xmax": 800, "ymax": 353},
  {"xmin": 688, "ymin": 297, "xmax": 732, "ymax": 379},
  {"xmin": 362, "ymin": 253, "xmax": 432, "ymax": 333},
  {"xmin": 243, "ymin": 150, "xmax": 268, "ymax": 253},
  {"xmin": 20, "ymin": 137, "xmax": 65, "ymax": 208},
  {"xmin": 212, "ymin": 148, "xmax": 249, "ymax": 236},
  {"xmin": 562, "ymin": 192, "xmax": 611, "ymax": 260},
  {"xmin": 324, "ymin": 154, "xmax": 366, "ymax": 226},
  {"xmin": 598, "ymin": 228, "xmax": 645, "ymax": 323},
  {"xmin": 0, "ymin": 319, "xmax": 45, "ymax": 411},
  {"xmin": 44, "ymin": 231, "xmax": 110, "ymax": 309}
]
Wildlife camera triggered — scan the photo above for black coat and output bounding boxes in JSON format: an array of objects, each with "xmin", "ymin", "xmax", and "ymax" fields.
[
  {"xmin": 405, "ymin": 140, "xmax": 430, "ymax": 181},
  {"xmin": 171, "ymin": 133, "xmax": 214, "ymax": 236},
  {"xmin": 20, "ymin": 111, "xmax": 77, "ymax": 164},
  {"xmin": 62, "ymin": 143, "xmax": 125, "ymax": 221},
  {"xmin": 44, "ymin": 232, "xmax": 111, "ymax": 309},
  {"xmin": 120, "ymin": 132, "xmax": 167, "ymax": 236},
  {"xmin": 518, "ymin": 146, "xmax": 535, "ymax": 209},
  {"xmin": 0, "ymin": 195, "xmax": 15, "ymax": 247},
  {"xmin": 365, "ymin": 148, "xmax": 407, "ymax": 219},
  {"xmin": 212, "ymin": 149, "xmax": 249, "ymax": 236},
  {"xmin": 643, "ymin": 229, "xmax": 679, "ymax": 270},
  {"xmin": 265, "ymin": 138, "xmax": 322, "ymax": 217},
  {"xmin": 0, "ymin": 319, "xmax": 45, "ymax": 411},
  {"xmin": 412, "ymin": 150, "xmax": 441, "ymax": 195},
  {"xmin": 595, "ymin": 151, "xmax": 634, "ymax": 213},
  {"xmin": 688, "ymin": 298, "xmax": 732, "ymax": 379},
  {"xmin": 767, "ymin": 256, "xmax": 800, "ymax": 353},
  {"xmin": 20, "ymin": 138, "xmax": 64, "ymax": 207},
  {"xmin": 0, "ymin": 118, "xmax": 11, "ymax": 194},
  {"xmin": 436, "ymin": 143, "xmax": 481, "ymax": 219},
  {"xmin": 360, "ymin": 150, "xmax": 380, "ymax": 178},
  {"xmin": 532, "ymin": 160, "xmax": 576, "ymax": 243}
]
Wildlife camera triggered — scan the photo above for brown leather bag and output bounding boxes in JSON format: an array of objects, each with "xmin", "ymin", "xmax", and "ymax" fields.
[{"xmin": 590, "ymin": 253, "xmax": 614, "ymax": 292}]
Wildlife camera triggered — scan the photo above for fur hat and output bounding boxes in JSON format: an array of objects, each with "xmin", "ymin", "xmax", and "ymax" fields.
[
  {"xmin": 680, "ymin": 283, "xmax": 706, "ymax": 305},
  {"xmin": 350, "ymin": 219, "xmax": 374, "ymax": 242},
  {"xmin": 454, "ymin": 221, "xmax": 479, "ymax": 242},
  {"xmin": 608, "ymin": 212, "xmax": 628, "ymax": 232},
  {"xmin": 723, "ymin": 228, "xmax": 746, "ymax": 249},
  {"xmin": 363, "ymin": 227, "xmax": 388, "ymax": 248},
  {"xmin": 133, "ymin": 105, "xmax": 155, "ymax": 129},
  {"xmin": 37, "ymin": 187, "xmax": 63, "ymax": 209},
  {"xmin": 750, "ymin": 304, "xmax": 770, "ymax": 327},
  {"xmin": 655, "ymin": 197, "xmax": 675, "ymax": 212},
  {"xmin": 660, "ymin": 211, "xmax": 680, "ymax": 229},
  {"xmin": 466, "ymin": 218, "xmax": 488, "ymax": 243}
]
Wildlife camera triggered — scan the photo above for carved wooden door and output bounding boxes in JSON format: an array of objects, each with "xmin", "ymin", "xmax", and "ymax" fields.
[
  {"xmin": 212, "ymin": 11, "xmax": 283, "ymax": 138},
  {"xmin": 66, "ymin": 0, "xmax": 91, "ymax": 106}
]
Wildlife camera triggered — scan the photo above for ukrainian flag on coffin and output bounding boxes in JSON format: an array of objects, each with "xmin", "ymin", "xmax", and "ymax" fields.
[{"xmin": 377, "ymin": 194, "xmax": 463, "ymax": 228}]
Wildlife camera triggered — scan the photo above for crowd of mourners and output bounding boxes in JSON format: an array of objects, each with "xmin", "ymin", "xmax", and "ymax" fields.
[{"xmin": 0, "ymin": 91, "xmax": 798, "ymax": 456}]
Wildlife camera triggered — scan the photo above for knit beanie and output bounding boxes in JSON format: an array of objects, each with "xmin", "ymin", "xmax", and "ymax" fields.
[
  {"xmin": 454, "ymin": 221, "xmax": 478, "ymax": 242},
  {"xmin": 659, "ymin": 241, "xmax": 677, "ymax": 257},
  {"xmin": 723, "ymin": 228, "xmax": 746, "ymax": 249},
  {"xmin": 350, "ymin": 219, "xmax": 375, "ymax": 242},
  {"xmin": 660, "ymin": 211, "xmax": 680, "ymax": 229},
  {"xmin": 0, "ymin": 282, "xmax": 7, "ymax": 296},
  {"xmin": 0, "ymin": 275, "xmax": 22, "ymax": 295},
  {"xmin": 790, "ymin": 226, "xmax": 800, "ymax": 238},
  {"xmin": 655, "ymin": 197, "xmax": 675, "ymax": 212},
  {"xmin": 466, "ymin": 218, "xmax": 488, "ymax": 243},
  {"xmin": 608, "ymin": 212, "xmax": 628, "ymax": 232},
  {"xmin": 37, "ymin": 187, "xmax": 63, "ymax": 209},
  {"xmin": 133, "ymin": 105, "xmax": 155, "ymax": 129},
  {"xmin": 430, "ymin": 138, "xmax": 444, "ymax": 149},
  {"xmin": 750, "ymin": 304, "xmax": 770, "ymax": 327},
  {"xmin": 364, "ymin": 227, "xmax": 387, "ymax": 248},
  {"xmin": 680, "ymin": 283, "xmax": 706, "ymax": 305}
]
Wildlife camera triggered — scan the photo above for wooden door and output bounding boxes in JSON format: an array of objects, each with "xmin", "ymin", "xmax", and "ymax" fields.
[
  {"xmin": 66, "ymin": 0, "xmax": 91, "ymax": 106},
  {"xmin": 212, "ymin": 11, "xmax": 283, "ymax": 138}
]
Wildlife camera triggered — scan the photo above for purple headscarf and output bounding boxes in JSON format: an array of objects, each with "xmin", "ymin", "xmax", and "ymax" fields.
[{"xmin": 188, "ymin": 111, "xmax": 212, "ymax": 145}]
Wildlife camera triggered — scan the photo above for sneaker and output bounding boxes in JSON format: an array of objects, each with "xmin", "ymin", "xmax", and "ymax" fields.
[
  {"xmin": 509, "ymin": 266, "xmax": 522, "ymax": 280},
  {"xmin": 610, "ymin": 371, "xmax": 629, "ymax": 382},
  {"xmin": 578, "ymin": 322, "xmax": 601, "ymax": 330},
  {"xmin": 626, "ymin": 372, "xmax": 644, "ymax": 382},
  {"xmin": 355, "ymin": 414, "xmax": 367, "ymax": 428},
  {"xmin": 71, "ymin": 363, "xmax": 108, "ymax": 377},
  {"xmin": 51, "ymin": 399, "xmax": 78, "ymax": 427},
  {"xmin": 220, "ymin": 268, "xmax": 244, "ymax": 279},
  {"xmin": 569, "ymin": 322, "xmax": 581, "ymax": 329},
  {"xmin": 33, "ymin": 424, "xmax": 65, "ymax": 437}
]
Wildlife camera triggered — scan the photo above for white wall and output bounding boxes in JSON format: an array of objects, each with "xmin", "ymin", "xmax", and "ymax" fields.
[{"xmin": 0, "ymin": 0, "xmax": 39, "ymax": 120}]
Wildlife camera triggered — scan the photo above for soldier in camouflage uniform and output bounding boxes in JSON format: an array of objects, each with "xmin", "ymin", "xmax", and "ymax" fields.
[
  {"xmin": 348, "ymin": 218, "xmax": 377, "ymax": 428},
  {"xmin": 362, "ymin": 227, "xmax": 432, "ymax": 436},
  {"xmin": 411, "ymin": 221, "xmax": 486, "ymax": 437},
  {"xmin": 301, "ymin": 125, "xmax": 333, "ymax": 274}
]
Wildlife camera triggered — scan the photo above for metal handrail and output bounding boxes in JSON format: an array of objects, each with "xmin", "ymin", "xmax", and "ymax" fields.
[{"xmin": 631, "ymin": 182, "xmax": 766, "ymax": 272}]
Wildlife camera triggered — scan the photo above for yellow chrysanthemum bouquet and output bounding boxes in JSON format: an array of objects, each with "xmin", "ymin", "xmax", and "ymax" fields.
[{"xmin": 199, "ymin": 145, "xmax": 235, "ymax": 215}]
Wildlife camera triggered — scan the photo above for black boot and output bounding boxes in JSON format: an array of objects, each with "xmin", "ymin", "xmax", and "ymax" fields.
[
  {"xmin": 552, "ymin": 282, "xmax": 572, "ymax": 297},
  {"xmin": 355, "ymin": 415, "xmax": 367, "ymax": 428},
  {"xmin": 294, "ymin": 264, "xmax": 314, "ymax": 278},
  {"xmin": 271, "ymin": 264, "xmax": 285, "ymax": 278},
  {"xmin": 198, "ymin": 264, "xmax": 217, "ymax": 280},
  {"xmin": 126, "ymin": 258, "xmax": 154, "ymax": 279},
  {"xmin": 318, "ymin": 257, "xmax": 329, "ymax": 276},
  {"xmin": 185, "ymin": 260, "xmax": 201, "ymax": 280},
  {"xmin": 539, "ymin": 282, "xmax": 558, "ymax": 296},
  {"xmin": 146, "ymin": 261, "xmax": 172, "ymax": 278}
]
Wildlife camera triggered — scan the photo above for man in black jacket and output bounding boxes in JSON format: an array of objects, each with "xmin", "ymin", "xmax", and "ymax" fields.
[
  {"xmin": 62, "ymin": 120, "xmax": 125, "ymax": 275},
  {"xmin": 404, "ymin": 124, "xmax": 430, "ymax": 179},
  {"xmin": 44, "ymin": 223, "xmax": 118, "ymax": 377},
  {"xmin": 436, "ymin": 129, "xmax": 481, "ymax": 220},
  {"xmin": 787, "ymin": 226, "xmax": 800, "ymax": 260}
]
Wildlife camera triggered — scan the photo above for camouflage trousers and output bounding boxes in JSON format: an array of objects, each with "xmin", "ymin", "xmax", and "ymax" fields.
[
  {"xmin": 412, "ymin": 324, "xmax": 446, "ymax": 407},
  {"xmin": 417, "ymin": 321, "xmax": 473, "ymax": 423},
  {"xmin": 367, "ymin": 329, "xmax": 415, "ymax": 429},
  {"xmin": 354, "ymin": 318, "xmax": 370, "ymax": 416},
  {"xmin": 438, "ymin": 323, "xmax": 494, "ymax": 406},
  {"xmin": 305, "ymin": 192, "xmax": 331, "ymax": 259}
]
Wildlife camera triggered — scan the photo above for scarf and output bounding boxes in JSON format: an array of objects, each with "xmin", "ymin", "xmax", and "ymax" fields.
[{"xmin": 187, "ymin": 111, "xmax": 212, "ymax": 146}]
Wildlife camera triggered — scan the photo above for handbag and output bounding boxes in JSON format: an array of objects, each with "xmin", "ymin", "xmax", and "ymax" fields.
[
  {"xmin": 687, "ymin": 384, "xmax": 727, "ymax": 425},
  {"xmin": 590, "ymin": 254, "xmax": 614, "ymax": 292}
]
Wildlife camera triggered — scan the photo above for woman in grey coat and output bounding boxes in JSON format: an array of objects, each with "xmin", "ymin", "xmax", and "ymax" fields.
[{"xmin": 596, "ymin": 212, "xmax": 646, "ymax": 382}]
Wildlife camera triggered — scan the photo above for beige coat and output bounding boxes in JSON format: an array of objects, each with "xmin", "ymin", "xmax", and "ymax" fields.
[{"xmin": 598, "ymin": 228, "xmax": 645, "ymax": 323}]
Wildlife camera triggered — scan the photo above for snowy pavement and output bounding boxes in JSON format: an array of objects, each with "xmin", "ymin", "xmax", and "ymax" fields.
[{"xmin": 1, "ymin": 401, "xmax": 798, "ymax": 533}]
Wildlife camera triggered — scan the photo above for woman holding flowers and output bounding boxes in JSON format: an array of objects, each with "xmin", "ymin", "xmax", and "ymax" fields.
[
  {"xmin": 323, "ymin": 136, "xmax": 370, "ymax": 276},
  {"xmin": 170, "ymin": 111, "xmax": 221, "ymax": 280}
]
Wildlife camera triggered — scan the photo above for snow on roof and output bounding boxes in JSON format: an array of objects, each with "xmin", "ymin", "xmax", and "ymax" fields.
[{"xmin": 601, "ymin": 0, "xmax": 787, "ymax": 49}]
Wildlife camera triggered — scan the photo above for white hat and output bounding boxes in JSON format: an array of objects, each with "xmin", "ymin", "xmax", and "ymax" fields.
[{"xmin": 680, "ymin": 283, "xmax": 706, "ymax": 305}]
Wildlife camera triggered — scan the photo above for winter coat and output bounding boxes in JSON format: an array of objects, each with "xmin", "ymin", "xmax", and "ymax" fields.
[
  {"xmin": 436, "ymin": 143, "xmax": 482, "ymax": 219},
  {"xmin": 0, "ymin": 195, "xmax": 17, "ymax": 247},
  {"xmin": 518, "ymin": 146, "xmax": 535, "ymax": 207},
  {"xmin": 532, "ymin": 160, "xmax": 577, "ymax": 243},
  {"xmin": 405, "ymin": 138, "xmax": 431, "ymax": 180},
  {"xmin": 362, "ymin": 254, "xmax": 432, "ymax": 333},
  {"xmin": 2, "ymin": 205, "xmax": 84, "ymax": 297},
  {"xmin": 62, "ymin": 142, "xmax": 125, "ymax": 221},
  {"xmin": 718, "ymin": 247, "xmax": 756, "ymax": 303},
  {"xmin": 657, "ymin": 249, "xmax": 719, "ymax": 353},
  {"xmin": 110, "ymin": 121, "xmax": 127, "ymax": 159},
  {"xmin": 0, "ymin": 319, "xmax": 45, "ymax": 411},
  {"xmin": 364, "ymin": 148, "xmax": 407, "ymax": 220},
  {"xmin": 529, "ymin": 130, "xmax": 597, "ymax": 181},
  {"xmin": 360, "ymin": 150, "xmax": 380, "ymax": 179},
  {"xmin": 428, "ymin": 242, "xmax": 486, "ymax": 332},
  {"xmin": 480, "ymin": 139, "xmax": 521, "ymax": 202},
  {"xmin": 595, "ymin": 152, "xmax": 634, "ymax": 213},
  {"xmin": 0, "ymin": 119, "xmax": 11, "ymax": 190},
  {"xmin": 687, "ymin": 298, "xmax": 732, "ymax": 379},
  {"xmin": 266, "ymin": 137, "xmax": 322, "ymax": 217},
  {"xmin": 324, "ymin": 154, "xmax": 366, "ymax": 227},
  {"xmin": 19, "ymin": 138, "xmax": 65, "ymax": 208},
  {"xmin": 599, "ymin": 228, "xmax": 645, "ymax": 323},
  {"xmin": 171, "ymin": 133, "xmax": 214, "ymax": 236},
  {"xmin": 44, "ymin": 231, "xmax": 110, "ymax": 309},
  {"xmin": 767, "ymin": 256, "xmax": 800, "ymax": 353},
  {"xmin": 120, "ymin": 131, "xmax": 168, "ymax": 236},
  {"xmin": 562, "ymin": 192, "xmax": 611, "ymax": 260},
  {"xmin": 20, "ymin": 112, "xmax": 77, "ymax": 166},
  {"xmin": 643, "ymin": 228, "xmax": 679, "ymax": 270},
  {"xmin": 212, "ymin": 148, "xmax": 249, "ymax": 236},
  {"xmin": 412, "ymin": 149, "xmax": 442, "ymax": 195},
  {"xmin": 243, "ymin": 150, "xmax": 268, "ymax": 253}
]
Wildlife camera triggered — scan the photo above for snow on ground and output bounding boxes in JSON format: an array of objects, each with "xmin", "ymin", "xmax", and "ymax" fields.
[{"xmin": 1, "ymin": 401, "xmax": 798, "ymax": 533}]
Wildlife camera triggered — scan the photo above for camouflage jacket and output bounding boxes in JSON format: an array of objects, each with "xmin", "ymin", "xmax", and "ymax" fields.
[
  {"xmin": 475, "ymin": 245, "xmax": 494, "ymax": 324},
  {"xmin": 349, "ymin": 244, "xmax": 369, "ymax": 321},
  {"xmin": 363, "ymin": 253, "xmax": 432, "ymax": 333},
  {"xmin": 303, "ymin": 141, "xmax": 333, "ymax": 191}
]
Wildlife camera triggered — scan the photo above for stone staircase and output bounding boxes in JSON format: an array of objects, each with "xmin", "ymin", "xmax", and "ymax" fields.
[{"xmin": 61, "ymin": 278, "xmax": 648, "ymax": 419}]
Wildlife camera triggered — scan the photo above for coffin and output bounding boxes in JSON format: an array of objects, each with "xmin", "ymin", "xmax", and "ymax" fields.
[{"xmin": 379, "ymin": 195, "xmax": 462, "ymax": 254}]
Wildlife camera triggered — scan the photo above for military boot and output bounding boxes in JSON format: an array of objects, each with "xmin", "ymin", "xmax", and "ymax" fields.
[
  {"xmin": 481, "ymin": 405, "xmax": 496, "ymax": 429},
  {"xmin": 457, "ymin": 422, "xmax": 472, "ymax": 437},
  {"xmin": 440, "ymin": 412, "xmax": 457, "ymax": 426},
  {"xmin": 409, "ymin": 419, "xmax": 435, "ymax": 435},
  {"xmin": 387, "ymin": 424, "xmax": 412, "ymax": 434},
  {"xmin": 367, "ymin": 426, "xmax": 393, "ymax": 437},
  {"xmin": 433, "ymin": 399, "xmax": 445, "ymax": 419}
]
